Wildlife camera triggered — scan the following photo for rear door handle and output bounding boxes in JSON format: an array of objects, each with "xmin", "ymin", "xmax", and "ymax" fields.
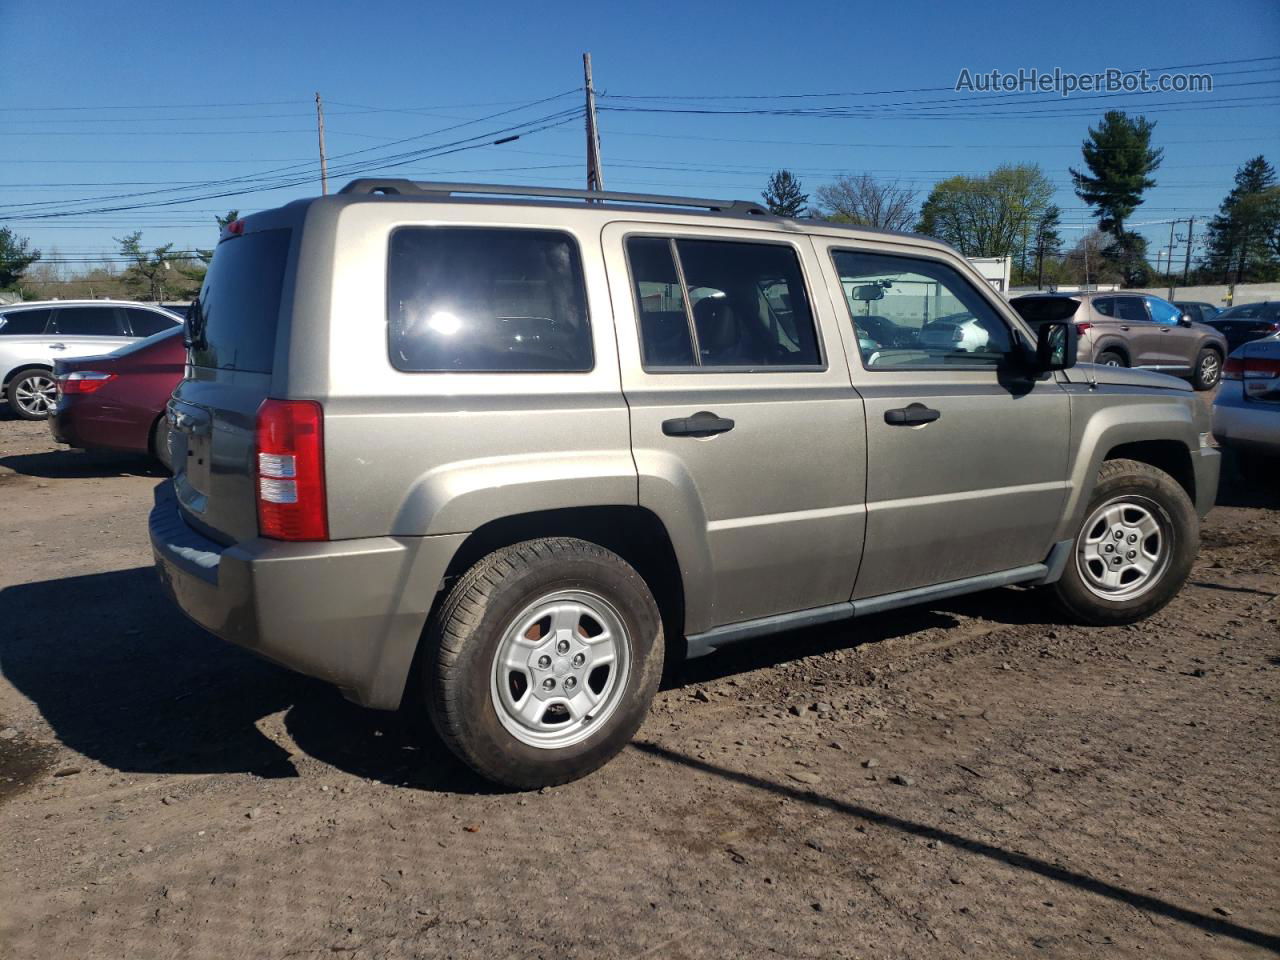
[
  {"xmin": 662, "ymin": 411, "xmax": 735, "ymax": 437},
  {"xmin": 48, "ymin": 342, "xmax": 66, "ymax": 350},
  {"xmin": 884, "ymin": 403, "xmax": 941, "ymax": 427}
]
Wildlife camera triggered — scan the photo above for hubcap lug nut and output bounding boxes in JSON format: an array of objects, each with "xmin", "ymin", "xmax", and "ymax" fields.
[
  {"xmin": 542, "ymin": 678, "xmax": 555, "ymax": 691},
  {"xmin": 556, "ymin": 639, "xmax": 570, "ymax": 654},
  {"xmin": 565, "ymin": 677, "xmax": 577, "ymax": 690},
  {"xmin": 1105, "ymin": 544, "xmax": 1113, "ymax": 553},
  {"xmin": 537, "ymin": 655, "xmax": 551, "ymax": 669},
  {"xmin": 1127, "ymin": 550, "xmax": 1136, "ymax": 559},
  {"xmin": 1114, "ymin": 530, "xmax": 1123, "ymax": 540},
  {"xmin": 1128, "ymin": 534, "xmax": 1137, "ymax": 543},
  {"xmin": 572, "ymin": 653, "xmax": 585, "ymax": 668}
]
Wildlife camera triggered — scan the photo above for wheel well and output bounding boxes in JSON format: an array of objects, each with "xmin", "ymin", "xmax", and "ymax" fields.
[
  {"xmin": 1104, "ymin": 440, "xmax": 1195, "ymax": 502},
  {"xmin": 1095, "ymin": 343, "xmax": 1129, "ymax": 364},
  {"xmin": 437, "ymin": 506, "xmax": 687, "ymax": 651},
  {"xmin": 3, "ymin": 363, "xmax": 53, "ymax": 390}
]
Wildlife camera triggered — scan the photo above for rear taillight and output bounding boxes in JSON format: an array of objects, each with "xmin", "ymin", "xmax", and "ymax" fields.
[
  {"xmin": 57, "ymin": 371, "xmax": 117, "ymax": 394},
  {"xmin": 254, "ymin": 399, "xmax": 328, "ymax": 541},
  {"xmin": 1075, "ymin": 322, "xmax": 1092, "ymax": 335},
  {"xmin": 1223, "ymin": 354, "xmax": 1280, "ymax": 382}
]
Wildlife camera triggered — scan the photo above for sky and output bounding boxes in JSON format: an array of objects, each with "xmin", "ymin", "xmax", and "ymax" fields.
[{"xmin": 2, "ymin": 0, "xmax": 1278, "ymax": 279}]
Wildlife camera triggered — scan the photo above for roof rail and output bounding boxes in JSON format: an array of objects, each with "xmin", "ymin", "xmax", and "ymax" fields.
[{"xmin": 337, "ymin": 179, "xmax": 769, "ymax": 216}]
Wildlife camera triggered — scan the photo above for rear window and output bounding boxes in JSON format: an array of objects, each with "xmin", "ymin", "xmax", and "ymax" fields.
[
  {"xmin": 1011, "ymin": 297, "xmax": 1079, "ymax": 325},
  {"xmin": 189, "ymin": 229, "xmax": 291, "ymax": 372},
  {"xmin": 387, "ymin": 227, "xmax": 592, "ymax": 373},
  {"xmin": 0, "ymin": 308, "xmax": 51, "ymax": 335},
  {"xmin": 126, "ymin": 307, "xmax": 179, "ymax": 337}
]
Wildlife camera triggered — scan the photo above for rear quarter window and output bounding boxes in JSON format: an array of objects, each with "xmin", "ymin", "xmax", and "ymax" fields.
[
  {"xmin": 387, "ymin": 227, "xmax": 592, "ymax": 373},
  {"xmin": 189, "ymin": 229, "xmax": 291, "ymax": 373}
]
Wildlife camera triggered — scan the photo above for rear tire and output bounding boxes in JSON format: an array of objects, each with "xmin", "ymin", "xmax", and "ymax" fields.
[
  {"xmin": 1051, "ymin": 459, "xmax": 1198, "ymax": 626},
  {"xmin": 1096, "ymin": 350, "xmax": 1126, "ymax": 368},
  {"xmin": 424, "ymin": 537, "xmax": 664, "ymax": 790},
  {"xmin": 1191, "ymin": 347, "xmax": 1222, "ymax": 391},
  {"xmin": 150, "ymin": 415, "xmax": 173, "ymax": 472},
  {"xmin": 7, "ymin": 369, "xmax": 56, "ymax": 420}
]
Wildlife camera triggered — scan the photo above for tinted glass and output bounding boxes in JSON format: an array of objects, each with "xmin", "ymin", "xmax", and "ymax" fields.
[
  {"xmin": 388, "ymin": 228, "xmax": 592, "ymax": 372},
  {"xmin": 110, "ymin": 326, "xmax": 182, "ymax": 357},
  {"xmin": 1113, "ymin": 297, "xmax": 1148, "ymax": 323},
  {"xmin": 1011, "ymin": 297, "xmax": 1080, "ymax": 325},
  {"xmin": 1215, "ymin": 303, "xmax": 1266, "ymax": 320},
  {"xmin": 190, "ymin": 229, "xmax": 291, "ymax": 372},
  {"xmin": 627, "ymin": 237, "xmax": 694, "ymax": 366},
  {"xmin": 0, "ymin": 308, "xmax": 52, "ymax": 335},
  {"xmin": 832, "ymin": 250, "xmax": 1013, "ymax": 368},
  {"xmin": 127, "ymin": 307, "xmax": 179, "ymax": 337},
  {"xmin": 53, "ymin": 306, "xmax": 124, "ymax": 336},
  {"xmin": 1093, "ymin": 297, "xmax": 1116, "ymax": 317},
  {"xmin": 1146, "ymin": 297, "xmax": 1181, "ymax": 325}
]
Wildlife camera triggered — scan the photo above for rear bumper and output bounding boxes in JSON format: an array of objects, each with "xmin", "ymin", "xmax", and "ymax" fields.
[
  {"xmin": 1213, "ymin": 387, "xmax": 1280, "ymax": 456},
  {"xmin": 149, "ymin": 483, "xmax": 466, "ymax": 709}
]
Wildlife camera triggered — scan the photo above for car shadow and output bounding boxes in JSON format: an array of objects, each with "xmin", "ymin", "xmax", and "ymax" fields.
[
  {"xmin": 0, "ymin": 448, "xmax": 164, "ymax": 479},
  {"xmin": 1214, "ymin": 450, "xmax": 1280, "ymax": 510},
  {"xmin": 0, "ymin": 566, "xmax": 489, "ymax": 794}
]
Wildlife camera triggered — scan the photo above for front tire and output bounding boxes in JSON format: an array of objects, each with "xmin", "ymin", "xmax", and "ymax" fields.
[
  {"xmin": 7, "ymin": 369, "xmax": 56, "ymax": 420},
  {"xmin": 424, "ymin": 537, "xmax": 663, "ymax": 790},
  {"xmin": 1051, "ymin": 459, "xmax": 1199, "ymax": 626},
  {"xmin": 1096, "ymin": 350, "xmax": 1126, "ymax": 368},
  {"xmin": 1192, "ymin": 347, "xmax": 1222, "ymax": 391}
]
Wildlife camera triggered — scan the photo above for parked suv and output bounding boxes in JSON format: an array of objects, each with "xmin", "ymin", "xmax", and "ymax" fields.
[
  {"xmin": 151, "ymin": 181, "xmax": 1220, "ymax": 788},
  {"xmin": 1011, "ymin": 292, "xmax": 1227, "ymax": 390},
  {"xmin": 0, "ymin": 300, "xmax": 180, "ymax": 419}
]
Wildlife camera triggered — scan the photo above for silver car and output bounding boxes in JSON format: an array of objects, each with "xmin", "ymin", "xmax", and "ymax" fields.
[
  {"xmin": 1213, "ymin": 332, "xmax": 1280, "ymax": 469},
  {"xmin": 0, "ymin": 300, "xmax": 180, "ymax": 419},
  {"xmin": 150, "ymin": 180, "xmax": 1219, "ymax": 788}
]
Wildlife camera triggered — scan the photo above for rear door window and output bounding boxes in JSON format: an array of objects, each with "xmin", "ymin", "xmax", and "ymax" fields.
[
  {"xmin": 189, "ymin": 228, "xmax": 291, "ymax": 372},
  {"xmin": 0, "ymin": 308, "xmax": 52, "ymax": 335},
  {"xmin": 388, "ymin": 227, "xmax": 592, "ymax": 373},
  {"xmin": 1114, "ymin": 297, "xmax": 1148, "ymax": 323},
  {"xmin": 52, "ymin": 306, "xmax": 126, "ymax": 336},
  {"xmin": 127, "ymin": 307, "xmax": 179, "ymax": 337}
]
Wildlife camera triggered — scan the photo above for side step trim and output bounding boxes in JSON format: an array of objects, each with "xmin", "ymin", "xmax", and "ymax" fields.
[{"xmin": 685, "ymin": 562, "xmax": 1050, "ymax": 659}]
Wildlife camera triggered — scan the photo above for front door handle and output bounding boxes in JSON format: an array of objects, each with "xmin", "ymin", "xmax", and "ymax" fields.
[
  {"xmin": 48, "ymin": 342, "xmax": 66, "ymax": 350},
  {"xmin": 884, "ymin": 403, "xmax": 941, "ymax": 427},
  {"xmin": 662, "ymin": 411, "xmax": 735, "ymax": 437}
]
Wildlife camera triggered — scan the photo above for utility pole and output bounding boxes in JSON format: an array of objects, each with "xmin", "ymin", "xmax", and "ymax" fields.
[
  {"xmin": 315, "ymin": 92, "xmax": 329, "ymax": 196},
  {"xmin": 1182, "ymin": 216, "xmax": 1195, "ymax": 286},
  {"xmin": 583, "ymin": 53, "xmax": 605, "ymax": 193},
  {"xmin": 1166, "ymin": 219, "xmax": 1177, "ymax": 300}
]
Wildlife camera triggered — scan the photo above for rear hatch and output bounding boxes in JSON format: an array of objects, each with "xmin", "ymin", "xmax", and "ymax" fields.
[{"xmin": 170, "ymin": 224, "xmax": 293, "ymax": 545}]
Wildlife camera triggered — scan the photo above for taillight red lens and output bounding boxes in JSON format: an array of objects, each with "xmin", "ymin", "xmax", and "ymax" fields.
[
  {"xmin": 254, "ymin": 399, "xmax": 328, "ymax": 541},
  {"xmin": 1222, "ymin": 356, "xmax": 1244, "ymax": 380},
  {"xmin": 1075, "ymin": 322, "xmax": 1092, "ymax": 335},
  {"xmin": 57, "ymin": 371, "xmax": 117, "ymax": 394}
]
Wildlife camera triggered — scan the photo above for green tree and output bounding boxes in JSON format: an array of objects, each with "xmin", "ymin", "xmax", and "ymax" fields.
[
  {"xmin": 1070, "ymin": 111, "xmax": 1162, "ymax": 284},
  {"xmin": 1203, "ymin": 156, "xmax": 1280, "ymax": 284},
  {"xmin": 815, "ymin": 174, "xmax": 917, "ymax": 230},
  {"xmin": 1032, "ymin": 205, "xmax": 1062, "ymax": 289},
  {"xmin": 761, "ymin": 171, "xmax": 808, "ymax": 217},
  {"xmin": 116, "ymin": 232, "xmax": 179, "ymax": 301},
  {"xmin": 0, "ymin": 227, "xmax": 42, "ymax": 290},
  {"xmin": 916, "ymin": 164, "xmax": 1054, "ymax": 258}
]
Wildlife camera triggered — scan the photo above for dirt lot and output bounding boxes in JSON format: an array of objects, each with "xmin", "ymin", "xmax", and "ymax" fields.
[{"xmin": 0, "ymin": 413, "xmax": 1277, "ymax": 960}]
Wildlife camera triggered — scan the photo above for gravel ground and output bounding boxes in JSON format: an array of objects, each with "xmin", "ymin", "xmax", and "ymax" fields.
[{"xmin": 0, "ymin": 413, "xmax": 1277, "ymax": 960}]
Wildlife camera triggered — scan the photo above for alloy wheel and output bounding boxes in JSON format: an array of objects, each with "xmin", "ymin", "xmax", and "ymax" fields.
[{"xmin": 13, "ymin": 374, "xmax": 56, "ymax": 417}]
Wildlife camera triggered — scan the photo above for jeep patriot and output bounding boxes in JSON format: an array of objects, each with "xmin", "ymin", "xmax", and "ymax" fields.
[{"xmin": 151, "ymin": 180, "xmax": 1220, "ymax": 788}]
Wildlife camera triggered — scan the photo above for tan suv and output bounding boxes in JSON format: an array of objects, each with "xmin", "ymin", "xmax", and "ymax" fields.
[{"xmin": 1012, "ymin": 292, "xmax": 1227, "ymax": 390}]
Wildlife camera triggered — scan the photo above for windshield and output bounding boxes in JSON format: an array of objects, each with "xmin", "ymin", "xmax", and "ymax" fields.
[
  {"xmin": 188, "ymin": 228, "xmax": 291, "ymax": 372},
  {"xmin": 110, "ymin": 325, "xmax": 182, "ymax": 357}
]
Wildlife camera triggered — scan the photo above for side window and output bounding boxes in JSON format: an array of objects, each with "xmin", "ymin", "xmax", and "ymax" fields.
[
  {"xmin": 1114, "ymin": 297, "xmax": 1148, "ymax": 323},
  {"xmin": 625, "ymin": 236, "xmax": 822, "ymax": 369},
  {"xmin": 0, "ymin": 308, "xmax": 52, "ymax": 335},
  {"xmin": 1146, "ymin": 298, "xmax": 1182, "ymax": 325},
  {"xmin": 830, "ymin": 249, "xmax": 1014, "ymax": 369},
  {"xmin": 387, "ymin": 227, "xmax": 592, "ymax": 373},
  {"xmin": 1093, "ymin": 297, "xmax": 1116, "ymax": 317},
  {"xmin": 52, "ymin": 306, "xmax": 125, "ymax": 337},
  {"xmin": 127, "ymin": 308, "xmax": 179, "ymax": 337}
]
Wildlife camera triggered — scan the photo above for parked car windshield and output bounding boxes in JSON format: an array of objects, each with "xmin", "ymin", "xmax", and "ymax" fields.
[{"xmin": 189, "ymin": 229, "xmax": 291, "ymax": 373}]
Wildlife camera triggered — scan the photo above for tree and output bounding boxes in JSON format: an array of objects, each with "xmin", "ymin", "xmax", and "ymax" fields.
[
  {"xmin": 215, "ymin": 209, "xmax": 240, "ymax": 230},
  {"xmin": 1032, "ymin": 205, "xmax": 1062, "ymax": 289},
  {"xmin": 117, "ymin": 232, "xmax": 179, "ymax": 301},
  {"xmin": 761, "ymin": 172, "xmax": 808, "ymax": 217},
  {"xmin": 1203, "ymin": 156, "xmax": 1280, "ymax": 284},
  {"xmin": 1061, "ymin": 230, "xmax": 1123, "ymax": 286},
  {"xmin": 814, "ymin": 174, "xmax": 917, "ymax": 230},
  {"xmin": 915, "ymin": 164, "xmax": 1054, "ymax": 258},
  {"xmin": 0, "ymin": 227, "xmax": 42, "ymax": 290},
  {"xmin": 1070, "ymin": 111, "xmax": 1162, "ymax": 284}
]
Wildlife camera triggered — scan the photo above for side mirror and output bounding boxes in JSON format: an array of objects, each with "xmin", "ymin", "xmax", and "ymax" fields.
[{"xmin": 1035, "ymin": 321, "xmax": 1077, "ymax": 371}]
